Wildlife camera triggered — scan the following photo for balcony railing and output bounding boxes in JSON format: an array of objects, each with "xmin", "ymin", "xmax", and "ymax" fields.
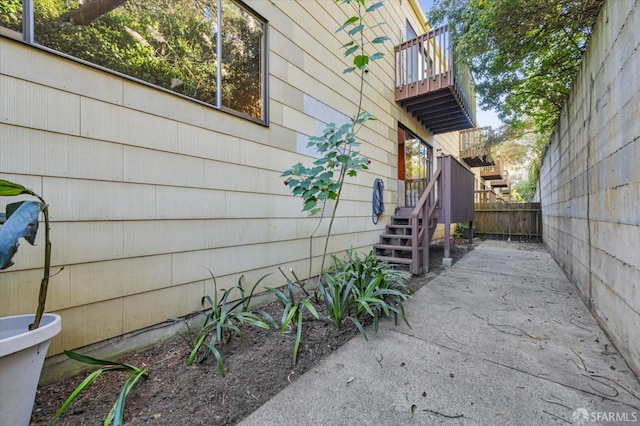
[
  {"xmin": 474, "ymin": 189, "xmax": 505, "ymax": 204},
  {"xmin": 480, "ymin": 157, "xmax": 504, "ymax": 180},
  {"xmin": 395, "ymin": 25, "xmax": 476, "ymax": 134},
  {"xmin": 459, "ymin": 127, "xmax": 495, "ymax": 167},
  {"xmin": 404, "ymin": 177, "xmax": 430, "ymax": 207},
  {"xmin": 490, "ymin": 169, "xmax": 510, "ymax": 188}
]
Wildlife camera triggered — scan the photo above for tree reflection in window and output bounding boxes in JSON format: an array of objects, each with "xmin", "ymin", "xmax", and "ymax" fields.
[
  {"xmin": 0, "ymin": 0, "xmax": 22, "ymax": 32},
  {"xmin": 0, "ymin": 0, "xmax": 266, "ymax": 121},
  {"xmin": 220, "ymin": 0, "xmax": 263, "ymax": 119}
]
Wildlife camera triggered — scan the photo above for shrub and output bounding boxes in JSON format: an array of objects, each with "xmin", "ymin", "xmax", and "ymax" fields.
[
  {"xmin": 319, "ymin": 248, "xmax": 412, "ymax": 338},
  {"xmin": 267, "ymin": 267, "xmax": 319, "ymax": 366},
  {"xmin": 173, "ymin": 271, "xmax": 275, "ymax": 376}
]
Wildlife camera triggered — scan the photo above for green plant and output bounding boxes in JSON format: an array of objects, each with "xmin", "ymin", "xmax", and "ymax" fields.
[
  {"xmin": 454, "ymin": 223, "xmax": 465, "ymax": 239},
  {"xmin": 0, "ymin": 179, "xmax": 55, "ymax": 330},
  {"xmin": 174, "ymin": 271, "xmax": 275, "ymax": 376},
  {"xmin": 353, "ymin": 271, "xmax": 411, "ymax": 333},
  {"xmin": 323, "ymin": 249, "xmax": 412, "ymax": 335},
  {"xmin": 267, "ymin": 267, "xmax": 320, "ymax": 366},
  {"xmin": 281, "ymin": 0, "xmax": 388, "ymax": 278},
  {"xmin": 51, "ymin": 350, "xmax": 148, "ymax": 426},
  {"xmin": 317, "ymin": 268, "xmax": 366, "ymax": 336}
]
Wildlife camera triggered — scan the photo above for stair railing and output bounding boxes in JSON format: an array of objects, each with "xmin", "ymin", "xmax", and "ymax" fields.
[{"xmin": 410, "ymin": 163, "xmax": 442, "ymax": 274}]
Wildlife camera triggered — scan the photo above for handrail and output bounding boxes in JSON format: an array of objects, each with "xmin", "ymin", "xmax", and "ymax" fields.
[{"xmin": 410, "ymin": 165, "xmax": 442, "ymax": 274}]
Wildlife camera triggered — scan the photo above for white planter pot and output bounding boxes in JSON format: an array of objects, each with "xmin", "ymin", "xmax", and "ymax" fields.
[{"xmin": 0, "ymin": 314, "xmax": 62, "ymax": 426}]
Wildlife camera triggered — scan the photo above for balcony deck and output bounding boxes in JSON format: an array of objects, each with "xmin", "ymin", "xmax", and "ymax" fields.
[
  {"xmin": 395, "ymin": 26, "xmax": 475, "ymax": 135},
  {"xmin": 491, "ymin": 179, "xmax": 509, "ymax": 188},
  {"xmin": 480, "ymin": 158, "xmax": 504, "ymax": 180},
  {"xmin": 459, "ymin": 127, "xmax": 495, "ymax": 167},
  {"xmin": 491, "ymin": 170, "xmax": 509, "ymax": 188}
]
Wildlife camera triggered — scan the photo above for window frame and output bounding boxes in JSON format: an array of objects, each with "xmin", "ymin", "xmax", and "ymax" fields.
[{"xmin": 3, "ymin": 0, "xmax": 269, "ymax": 125}]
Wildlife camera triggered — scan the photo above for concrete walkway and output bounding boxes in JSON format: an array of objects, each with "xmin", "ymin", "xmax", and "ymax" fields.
[{"xmin": 239, "ymin": 240, "xmax": 640, "ymax": 426}]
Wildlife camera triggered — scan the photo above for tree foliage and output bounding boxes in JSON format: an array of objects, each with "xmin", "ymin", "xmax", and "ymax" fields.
[
  {"xmin": 282, "ymin": 0, "xmax": 386, "ymax": 276},
  {"xmin": 428, "ymin": 0, "xmax": 604, "ymax": 134}
]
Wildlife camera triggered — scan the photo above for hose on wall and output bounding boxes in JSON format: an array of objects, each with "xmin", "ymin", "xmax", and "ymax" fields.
[{"xmin": 372, "ymin": 178, "xmax": 385, "ymax": 224}]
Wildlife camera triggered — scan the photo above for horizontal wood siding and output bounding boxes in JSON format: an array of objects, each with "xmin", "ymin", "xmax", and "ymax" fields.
[{"xmin": 0, "ymin": 0, "xmax": 462, "ymax": 356}]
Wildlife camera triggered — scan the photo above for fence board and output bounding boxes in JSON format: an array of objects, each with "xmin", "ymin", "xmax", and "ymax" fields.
[{"xmin": 473, "ymin": 203, "xmax": 541, "ymax": 240}]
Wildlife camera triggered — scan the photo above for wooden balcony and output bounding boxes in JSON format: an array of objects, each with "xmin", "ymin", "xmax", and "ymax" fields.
[
  {"xmin": 491, "ymin": 170, "xmax": 509, "ymax": 188},
  {"xmin": 395, "ymin": 25, "xmax": 476, "ymax": 135},
  {"xmin": 459, "ymin": 127, "xmax": 495, "ymax": 167},
  {"xmin": 475, "ymin": 189, "xmax": 500, "ymax": 204},
  {"xmin": 480, "ymin": 157, "xmax": 504, "ymax": 180}
]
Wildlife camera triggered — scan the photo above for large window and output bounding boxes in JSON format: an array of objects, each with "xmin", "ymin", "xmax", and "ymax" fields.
[{"xmin": 0, "ymin": 0, "xmax": 267, "ymax": 123}]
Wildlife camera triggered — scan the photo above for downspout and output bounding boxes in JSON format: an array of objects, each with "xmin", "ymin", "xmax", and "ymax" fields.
[
  {"xmin": 216, "ymin": 0, "xmax": 222, "ymax": 109},
  {"xmin": 23, "ymin": 0, "xmax": 34, "ymax": 42}
]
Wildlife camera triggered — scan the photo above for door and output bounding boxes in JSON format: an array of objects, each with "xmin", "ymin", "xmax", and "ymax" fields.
[{"xmin": 398, "ymin": 126, "xmax": 433, "ymax": 207}]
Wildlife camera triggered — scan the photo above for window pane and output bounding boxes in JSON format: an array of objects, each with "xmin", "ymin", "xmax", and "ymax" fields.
[
  {"xmin": 0, "ymin": 0, "xmax": 23, "ymax": 33},
  {"xmin": 220, "ymin": 0, "xmax": 264, "ymax": 120},
  {"xmin": 34, "ymin": 0, "xmax": 220, "ymax": 105}
]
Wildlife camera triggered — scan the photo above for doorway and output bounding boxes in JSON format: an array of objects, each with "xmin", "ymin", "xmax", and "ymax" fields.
[{"xmin": 398, "ymin": 126, "xmax": 433, "ymax": 207}]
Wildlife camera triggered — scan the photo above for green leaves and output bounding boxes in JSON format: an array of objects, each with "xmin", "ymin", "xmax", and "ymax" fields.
[
  {"xmin": 353, "ymin": 54, "xmax": 369, "ymax": 69},
  {"xmin": 318, "ymin": 249, "xmax": 412, "ymax": 340},
  {"xmin": 282, "ymin": 121, "xmax": 369, "ymax": 216},
  {"xmin": 371, "ymin": 36, "xmax": 389, "ymax": 44},
  {"xmin": 429, "ymin": 0, "xmax": 604, "ymax": 134},
  {"xmin": 0, "ymin": 179, "xmax": 29, "ymax": 196},
  {"xmin": 343, "ymin": 44, "xmax": 359, "ymax": 57},
  {"xmin": 282, "ymin": 0, "xmax": 388, "ymax": 291},
  {"xmin": 172, "ymin": 271, "xmax": 274, "ymax": 376},
  {"xmin": 348, "ymin": 24, "xmax": 365, "ymax": 36},
  {"xmin": 52, "ymin": 351, "xmax": 148, "ymax": 426},
  {"xmin": 335, "ymin": 1, "xmax": 387, "ymax": 72},
  {"xmin": 268, "ymin": 268, "xmax": 319, "ymax": 365},
  {"xmin": 336, "ymin": 16, "xmax": 360, "ymax": 33},
  {"xmin": 365, "ymin": 1, "xmax": 384, "ymax": 12}
]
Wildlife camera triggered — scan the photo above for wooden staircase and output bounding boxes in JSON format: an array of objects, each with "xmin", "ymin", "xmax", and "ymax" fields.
[
  {"xmin": 374, "ymin": 211, "xmax": 437, "ymax": 268},
  {"xmin": 373, "ymin": 155, "xmax": 475, "ymax": 275}
]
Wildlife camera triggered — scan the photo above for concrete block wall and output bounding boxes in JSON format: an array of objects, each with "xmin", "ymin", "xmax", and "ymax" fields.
[
  {"xmin": 539, "ymin": 0, "xmax": 640, "ymax": 376},
  {"xmin": 0, "ymin": 0, "xmax": 460, "ymax": 356}
]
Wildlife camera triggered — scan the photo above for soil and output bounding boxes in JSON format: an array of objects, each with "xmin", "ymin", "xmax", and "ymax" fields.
[{"xmin": 30, "ymin": 240, "xmax": 474, "ymax": 426}]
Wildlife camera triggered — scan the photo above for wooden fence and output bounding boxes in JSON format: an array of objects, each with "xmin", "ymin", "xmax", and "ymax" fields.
[{"xmin": 473, "ymin": 203, "xmax": 542, "ymax": 240}]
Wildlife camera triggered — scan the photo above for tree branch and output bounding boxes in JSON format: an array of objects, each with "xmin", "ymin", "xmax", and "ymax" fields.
[{"xmin": 61, "ymin": 0, "xmax": 128, "ymax": 26}]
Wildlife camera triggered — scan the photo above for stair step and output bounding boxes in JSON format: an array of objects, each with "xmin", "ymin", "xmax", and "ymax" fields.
[
  {"xmin": 373, "ymin": 244, "xmax": 420, "ymax": 252},
  {"xmin": 380, "ymin": 234, "xmax": 412, "ymax": 240},
  {"xmin": 375, "ymin": 255, "xmax": 413, "ymax": 265},
  {"xmin": 388, "ymin": 224, "xmax": 413, "ymax": 229},
  {"xmin": 375, "ymin": 211, "xmax": 437, "ymax": 271},
  {"xmin": 391, "ymin": 217, "xmax": 423, "ymax": 224}
]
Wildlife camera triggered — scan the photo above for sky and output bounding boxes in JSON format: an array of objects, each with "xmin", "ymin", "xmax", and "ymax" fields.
[{"xmin": 418, "ymin": 0, "xmax": 504, "ymax": 129}]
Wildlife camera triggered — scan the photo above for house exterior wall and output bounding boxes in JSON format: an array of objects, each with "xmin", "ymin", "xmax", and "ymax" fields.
[
  {"xmin": 0, "ymin": 0, "xmax": 464, "ymax": 356},
  {"xmin": 539, "ymin": 0, "xmax": 640, "ymax": 376}
]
